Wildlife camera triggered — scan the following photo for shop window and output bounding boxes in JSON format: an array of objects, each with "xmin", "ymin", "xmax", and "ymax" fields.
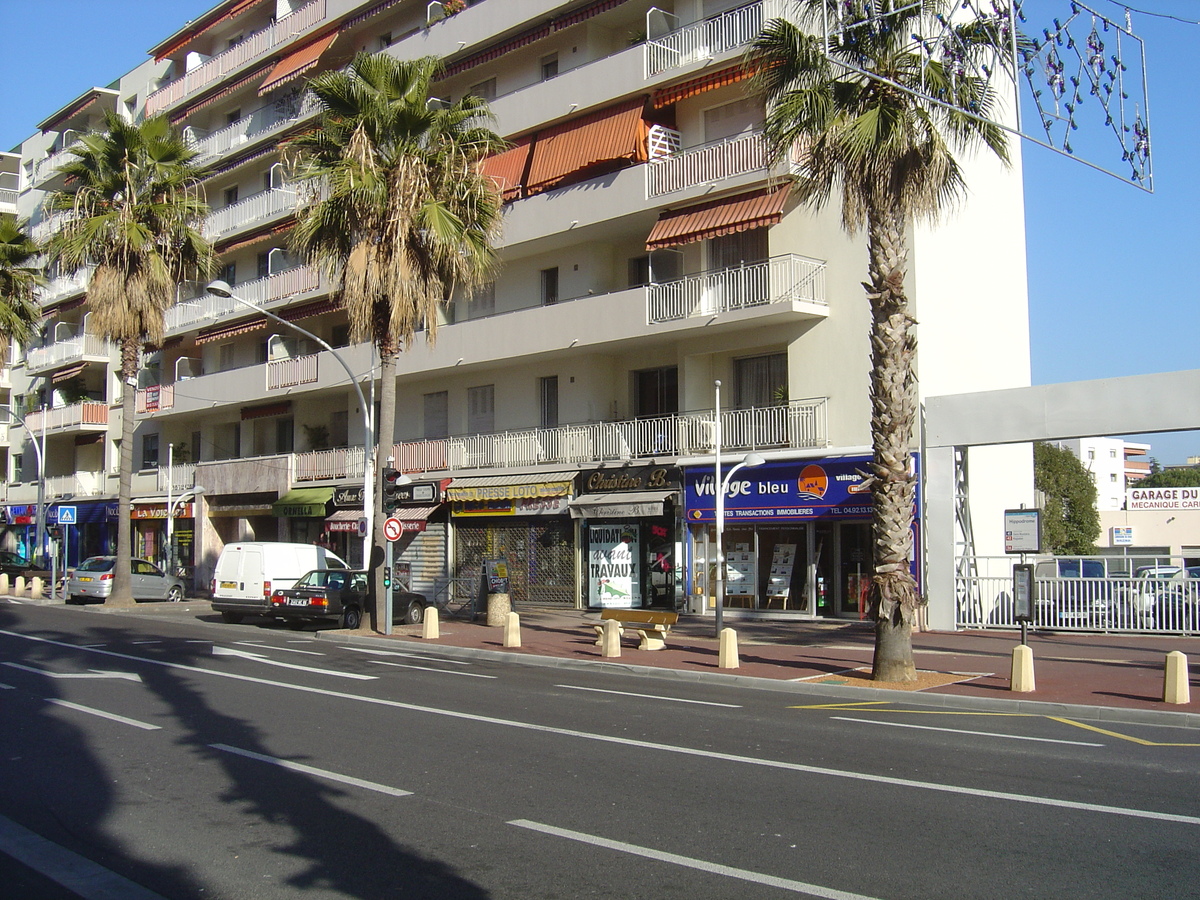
[
  {"xmin": 634, "ymin": 367, "xmax": 678, "ymax": 418},
  {"xmin": 424, "ymin": 391, "xmax": 448, "ymax": 439},
  {"xmin": 539, "ymin": 376, "xmax": 559, "ymax": 429},
  {"xmin": 141, "ymin": 433, "xmax": 159, "ymax": 470},
  {"xmin": 467, "ymin": 384, "xmax": 494, "ymax": 435},
  {"xmin": 734, "ymin": 353, "xmax": 786, "ymax": 409},
  {"xmin": 541, "ymin": 267, "xmax": 559, "ymax": 305}
]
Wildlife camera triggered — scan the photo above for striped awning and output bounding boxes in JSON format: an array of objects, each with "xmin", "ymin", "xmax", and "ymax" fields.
[
  {"xmin": 201, "ymin": 143, "xmax": 281, "ymax": 181},
  {"xmin": 280, "ymin": 297, "xmax": 340, "ymax": 322},
  {"xmin": 216, "ymin": 221, "xmax": 292, "ymax": 254},
  {"xmin": 259, "ymin": 29, "xmax": 339, "ymax": 95},
  {"xmin": 196, "ymin": 316, "xmax": 267, "ymax": 344},
  {"xmin": 170, "ymin": 64, "xmax": 272, "ymax": 123},
  {"xmin": 445, "ymin": 472, "xmax": 576, "ymax": 502},
  {"xmin": 441, "ymin": 25, "xmax": 552, "ymax": 79},
  {"xmin": 241, "ymin": 401, "xmax": 291, "ymax": 421},
  {"xmin": 478, "ymin": 138, "xmax": 533, "ymax": 202},
  {"xmin": 645, "ymin": 187, "xmax": 789, "ymax": 250},
  {"xmin": 650, "ymin": 63, "xmax": 753, "ymax": 110},
  {"xmin": 51, "ymin": 362, "xmax": 88, "ymax": 384},
  {"xmin": 153, "ymin": 0, "xmax": 271, "ymax": 60},
  {"xmin": 525, "ymin": 97, "xmax": 648, "ymax": 195}
]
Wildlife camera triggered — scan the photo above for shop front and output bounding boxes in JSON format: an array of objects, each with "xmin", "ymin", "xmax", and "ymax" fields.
[
  {"xmin": 272, "ymin": 487, "xmax": 334, "ymax": 545},
  {"xmin": 324, "ymin": 485, "xmax": 367, "ymax": 568},
  {"xmin": 447, "ymin": 473, "xmax": 576, "ymax": 607},
  {"xmin": 569, "ymin": 465, "xmax": 681, "ymax": 610},
  {"xmin": 684, "ymin": 455, "xmax": 912, "ymax": 618},
  {"xmin": 131, "ymin": 499, "xmax": 197, "ymax": 574},
  {"xmin": 380, "ymin": 479, "xmax": 449, "ymax": 597}
]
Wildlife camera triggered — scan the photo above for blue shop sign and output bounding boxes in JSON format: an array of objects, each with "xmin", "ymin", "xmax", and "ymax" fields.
[{"xmin": 684, "ymin": 455, "xmax": 918, "ymax": 523}]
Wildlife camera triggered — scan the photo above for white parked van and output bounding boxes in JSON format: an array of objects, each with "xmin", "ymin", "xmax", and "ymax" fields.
[{"xmin": 211, "ymin": 542, "xmax": 348, "ymax": 623}]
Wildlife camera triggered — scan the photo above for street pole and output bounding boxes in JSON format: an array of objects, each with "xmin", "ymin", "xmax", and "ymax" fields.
[
  {"xmin": 713, "ymin": 380, "xmax": 724, "ymax": 636},
  {"xmin": 1, "ymin": 406, "xmax": 47, "ymax": 571},
  {"xmin": 205, "ymin": 281, "xmax": 375, "ymax": 569},
  {"xmin": 166, "ymin": 487, "xmax": 205, "ymax": 581}
]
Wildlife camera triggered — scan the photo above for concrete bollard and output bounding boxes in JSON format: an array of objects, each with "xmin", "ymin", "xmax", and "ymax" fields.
[
  {"xmin": 718, "ymin": 627, "xmax": 739, "ymax": 669},
  {"xmin": 1010, "ymin": 644, "xmax": 1036, "ymax": 692},
  {"xmin": 30, "ymin": 577, "xmax": 43, "ymax": 600},
  {"xmin": 486, "ymin": 592, "xmax": 511, "ymax": 627},
  {"xmin": 601, "ymin": 618, "xmax": 621, "ymax": 658},
  {"xmin": 1163, "ymin": 651, "xmax": 1191, "ymax": 705},
  {"xmin": 0, "ymin": 573, "xmax": 9, "ymax": 594},
  {"xmin": 14, "ymin": 576, "xmax": 26, "ymax": 597},
  {"xmin": 503, "ymin": 611, "xmax": 521, "ymax": 648},
  {"xmin": 422, "ymin": 605, "xmax": 440, "ymax": 640}
]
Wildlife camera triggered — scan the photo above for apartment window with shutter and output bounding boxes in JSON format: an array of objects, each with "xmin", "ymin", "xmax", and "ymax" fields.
[
  {"xmin": 424, "ymin": 391, "xmax": 448, "ymax": 439},
  {"xmin": 540, "ymin": 54, "xmax": 559, "ymax": 80},
  {"xmin": 541, "ymin": 267, "xmax": 559, "ymax": 305},
  {"xmin": 218, "ymin": 342, "xmax": 235, "ymax": 372},
  {"xmin": 540, "ymin": 376, "xmax": 559, "ymax": 428},
  {"xmin": 223, "ymin": 185, "xmax": 239, "ymax": 207},
  {"xmin": 141, "ymin": 433, "xmax": 159, "ymax": 470},
  {"xmin": 733, "ymin": 353, "xmax": 787, "ymax": 409},
  {"xmin": 467, "ymin": 384, "xmax": 494, "ymax": 435}
]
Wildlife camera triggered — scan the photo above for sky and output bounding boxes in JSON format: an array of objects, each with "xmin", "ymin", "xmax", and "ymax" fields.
[{"xmin": 1, "ymin": 0, "xmax": 1197, "ymax": 463}]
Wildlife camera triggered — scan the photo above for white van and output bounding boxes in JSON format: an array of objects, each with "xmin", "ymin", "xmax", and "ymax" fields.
[{"xmin": 210, "ymin": 542, "xmax": 348, "ymax": 623}]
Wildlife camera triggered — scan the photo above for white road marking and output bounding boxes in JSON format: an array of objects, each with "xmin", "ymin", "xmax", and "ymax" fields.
[
  {"xmin": 830, "ymin": 717, "xmax": 1105, "ymax": 746},
  {"xmin": 369, "ymin": 660, "xmax": 495, "ymax": 678},
  {"xmin": 234, "ymin": 640, "xmax": 324, "ymax": 656},
  {"xmin": 47, "ymin": 699, "xmax": 160, "ymax": 730},
  {"xmin": 346, "ymin": 646, "xmax": 472, "ymax": 665},
  {"xmin": 3, "ymin": 662, "xmax": 142, "ymax": 682},
  {"xmin": 211, "ymin": 645, "xmax": 375, "ymax": 680},
  {"xmin": 509, "ymin": 820, "xmax": 881, "ymax": 899},
  {"xmin": 0, "ymin": 682, "xmax": 14, "ymax": 690},
  {"xmin": 5, "ymin": 629, "xmax": 1196, "ymax": 827},
  {"xmin": 556, "ymin": 684, "xmax": 741, "ymax": 708},
  {"xmin": 131, "ymin": 641, "xmax": 162, "ymax": 645},
  {"xmin": 0, "ymin": 812, "xmax": 168, "ymax": 900},
  {"xmin": 209, "ymin": 743, "xmax": 412, "ymax": 796}
]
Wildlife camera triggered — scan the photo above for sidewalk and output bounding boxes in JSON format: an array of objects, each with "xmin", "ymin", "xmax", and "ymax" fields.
[{"xmin": 324, "ymin": 607, "xmax": 1200, "ymax": 726}]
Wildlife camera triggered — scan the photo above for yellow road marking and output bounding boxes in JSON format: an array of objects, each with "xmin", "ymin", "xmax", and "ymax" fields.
[
  {"xmin": 1047, "ymin": 717, "xmax": 1200, "ymax": 747},
  {"xmin": 786, "ymin": 701, "xmax": 890, "ymax": 710}
]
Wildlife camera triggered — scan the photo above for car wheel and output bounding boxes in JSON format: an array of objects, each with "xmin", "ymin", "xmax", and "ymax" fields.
[
  {"xmin": 220, "ymin": 612, "xmax": 244, "ymax": 624},
  {"xmin": 341, "ymin": 605, "xmax": 363, "ymax": 630},
  {"xmin": 167, "ymin": 586, "xmax": 184, "ymax": 603},
  {"xmin": 404, "ymin": 599, "xmax": 425, "ymax": 626},
  {"xmin": 68, "ymin": 595, "xmax": 81, "ymax": 605}
]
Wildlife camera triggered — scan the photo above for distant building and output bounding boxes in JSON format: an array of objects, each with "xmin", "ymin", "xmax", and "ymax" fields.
[{"xmin": 1054, "ymin": 438, "xmax": 1150, "ymax": 511}]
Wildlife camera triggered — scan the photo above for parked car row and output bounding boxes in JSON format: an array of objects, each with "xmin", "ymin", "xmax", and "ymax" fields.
[{"xmin": 1032, "ymin": 559, "xmax": 1200, "ymax": 631}]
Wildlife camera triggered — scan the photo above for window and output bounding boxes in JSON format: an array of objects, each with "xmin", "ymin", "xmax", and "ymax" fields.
[
  {"xmin": 734, "ymin": 353, "xmax": 787, "ymax": 409},
  {"xmin": 540, "ymin": 376, "xmax": 559, "ymax": 429},
  {"xmin": 709, "ymin": 228, "xmax": 768, "ymax": 268},
  {"xmin": 634, "ymin": 367, "xmax": 678, "ymax": 417},
  {"xmin": 469, "ymin": 78, "xmax": 496, "ymax": 101},
  {"xmin": 142, "ymin": 433, "xmax": 160, "ymax": 469},
  {"xmin": 541, "ymin": 267, "xmax": 559, "ymax": 305},
  {"xmin": 276, "ymin": 417, "xmax": 294, "ymax": 453},
  {"xmin": 472, "ymin": 283, "xmax": 495, "ymax": 318},
  {"xmin": 424, "ymin": 391, "xmax": 448, "ymax": 439},
  {"xmin": 1110, "ymin": 473, "xmax": 1119, "ymax": 482},
  {"xmin": 223, "ymin": 185, "xmax": 239, "ymax": 207},
  {"xmin": 702, "ymin": 97, "xmax": 763, "ymax": 143},
  {"xmin": 378, "ymin": 32, "xmax": 393, "ymax": 50},
  {"xmin": 540, "ymin": 54, "xmax": 559, "ymax": 80},
  {"xmin": 628, "ymin": 256, "xmax": 651, "ymax": 288},
  {"xmin": 257, "ymin": 252, "xmax": 270, "ymax": 280},
  {"xmin": 1088, "ymin": 449, "xmax": 1095, "ymax": 459},
  {"xmin": 467, "ymin": 384, "xmax": 495, "ymax": 435},
  {"xmin": 218, "ymin": 342, "xmax": 235, "ymax": 371},
  {"xmin": 330, "ymin": 410, "xmax": 348, "ymax": 447},
  {"xmin": 191, "ymin": 431, "xmax": 202, "ymax": 464},
  {"xmin": 225, "ymin": 108, "xmax": 241, "ymax": 126},
  {"xmin": 331, "ymin": 324, "xmax": 350, "ymax": 348},
  {"xmin": 219, "ymin": 261, "xmax": 236, "ymax": 285}
]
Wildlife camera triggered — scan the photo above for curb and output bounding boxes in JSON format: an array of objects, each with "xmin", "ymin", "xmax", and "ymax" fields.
[{"xmin": 316, "ymin": 630, "xmax": 1200, "ymax": 731}]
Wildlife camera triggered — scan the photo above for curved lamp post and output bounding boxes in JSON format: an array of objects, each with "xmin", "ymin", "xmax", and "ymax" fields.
[
  {"xmin": 0, "ymin": 405, "xmax": 47, "ymax": 569},
  {"xmin": 205, "ymin": 281, "xmax": 375, "ymax": 569},
  {"xmin": 165, "ymin": 485, "xmax": 205, "ymax": 581}
]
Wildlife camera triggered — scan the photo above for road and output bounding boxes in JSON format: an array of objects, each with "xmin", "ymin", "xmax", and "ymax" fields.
[{"xmin": 0, "ymin": 600, "xmax": 1197, "ymax": 899}]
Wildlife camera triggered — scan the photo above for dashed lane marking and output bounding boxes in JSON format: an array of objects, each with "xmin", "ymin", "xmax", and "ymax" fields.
[
  {"xmin": 830, "ymin": 716, "xmax": 1104, "ymax": 746},
  {"xmin": 210, "ymin": 743, "xmax": 412, "ymax": 796},
  {"xmin": 47, "ymin": 699, "xmax": 159, "ymax": 730},
  {"xmin": 557, "ymin": 684, "xmax": 741, "ymax": 708},
  {"xmin": 368, "ymin": 660, "xmax": 495, "ymax": 678}
]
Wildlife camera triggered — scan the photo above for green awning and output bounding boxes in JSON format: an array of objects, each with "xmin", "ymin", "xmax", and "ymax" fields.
[{"xmin": 272, "ymin": 487, "xmax": 334, "ymax": 518}]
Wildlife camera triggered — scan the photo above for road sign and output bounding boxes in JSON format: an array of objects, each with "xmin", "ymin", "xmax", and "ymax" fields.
[
  {"xmin": 57, "ymin": 506, "xmax": 77, "ymax": 525},
  {"xmin": 357, "ymin": 517, "xmax": 368, "ymax": 536},
  {"xmin": 383, "ymin": 517, "xmax": 403, "ymax": 542}
]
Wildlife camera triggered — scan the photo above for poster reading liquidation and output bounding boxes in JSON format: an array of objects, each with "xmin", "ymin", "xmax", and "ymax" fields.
[{"xmin": 588, "ymin": 524, "xmax": 641, "ymax": 608}]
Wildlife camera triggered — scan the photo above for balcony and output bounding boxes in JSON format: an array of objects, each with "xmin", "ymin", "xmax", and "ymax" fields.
[
  {"xmin": 32, "ymin": 211, "xmax": 77, "ymax": 244},
  {"xmin": 166, "ymin": 265, "xmax": 320, "ymax": 334},
  {"xmin": 25, "ymin": 332, "xmax": 109, "ymax": 376},
  {"xmin": 647, "ymin": 130, "xmax": 773, "ymax": 198},
  {"xmin": 36, "ymin": 266, "xmax": 93, "ymax": 308},
  {"xmin": 22, "ymin": 402, "xmax": 108, "ymax": 436},
  {"xmin": 647, "ymin": 254, "xmax": 826, "ymax": 324},
  {"xmin": 45, "ymin": 471, "xmax": 109, "ymax": 498},
  {"xmin": 145, "ymin": 0, "xmax": 326, "ymax": 117},
  {"xmin": 187, "ymin": 95, "xmax": 319, "ymax": 165},
  {"xmin": 293, "ymin": 446, "xmax": 366, "ymax": 483},
  {"xmin": 136, "ymin": 382, "xmax": 175, "ymax": 414},
  {"xmin": 392, "ymin": 398, "xmax": 828, "ymax": 475},
  {"xmin": 645, "ymin": 0, "xmax": 791, "ymax": 77},
  {"xmin": 196, "ymin": 453, "xmax": 291, "ymax": 497},
  {"xmin": 157, "ymin": 463, "xmax": 196, "ymax": 494},
  {"xmin": 266, "ymin": 353, "xmax": 318, "ymax": 391},
  {"xmin": 32, "ymin": 133, "xmax": 83, "ymax": 189},
  {"xmin": 204, "ymin": 185, "xmax": 298, "ymax": 240}
]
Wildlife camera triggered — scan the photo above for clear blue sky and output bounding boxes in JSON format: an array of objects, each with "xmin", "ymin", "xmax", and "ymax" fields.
[{"xmin": 2, "ymin": 0, "xmax": 1196, "ymax": 463}]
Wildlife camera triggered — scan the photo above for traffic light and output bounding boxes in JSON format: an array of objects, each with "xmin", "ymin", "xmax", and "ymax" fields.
[
  {"xmin": 382, "ymin": 467, "xmax": 403, "ymax": 512},
  {"xmin": 48, "ymin": 525, "xmax": 62, "ymax": 541}
]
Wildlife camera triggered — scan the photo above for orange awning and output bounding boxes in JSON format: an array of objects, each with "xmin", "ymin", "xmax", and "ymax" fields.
[
  {"xmin": 196, "ymin": 317, "xmax": 267, "ymax": 344},
  {"xmin": 646, "ymin": 187, "xmax": 790, "ymax": 250},
  {"xmin": 259, "ymin": 30, "xmax": 339, "ymax": 95},
  {"xmin": 478, "ymin": 138, "xmax": 533, "ymax": 202},
  {"xmin": 170, "ymin": 64, "xmax": 272, "ymax": 124},
  {"xmin": 280, "ymin": 297, "xmax": 341, "ymax": 322},
  {"xmin": 153, "ymin": 0, "xmax": 271, "ymax": 61},
  {"xmin": 525, "ymin": 97, "xmax": 648, "ymax": 195},
  {"xmin": 216, "ymin": 222, "xmax": 293, "ymax": 254},
  {"xmin": 52, "ymin": 362, "xmax": 88, "ymax": 384},
  {"xmin": 651, "ymin": 63, "xmax": 753, "ymax": 110}
]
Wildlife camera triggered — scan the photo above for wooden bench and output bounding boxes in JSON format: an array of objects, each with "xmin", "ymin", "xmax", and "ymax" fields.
[{"xmin": 592, "ymin": 608, "xmax": 679, "ymax": 651}]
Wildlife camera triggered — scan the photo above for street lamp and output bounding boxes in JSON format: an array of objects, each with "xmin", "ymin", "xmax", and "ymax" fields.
[
  {"xmin": 165, "ymin": 485, "xmax": 205, "ymax": 581},
  {"xmin": 205, "ymin": 280, "xmax": 375, "ymax": 568},
  {"xmin": 0, "ymin": 405, "xmax": 48, "ymax": 570}
]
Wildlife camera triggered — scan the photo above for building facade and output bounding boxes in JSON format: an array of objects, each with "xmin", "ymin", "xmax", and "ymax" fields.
[{"xmin": 5, "ymin": 0, "xmax": 1032, "ymax": 620}]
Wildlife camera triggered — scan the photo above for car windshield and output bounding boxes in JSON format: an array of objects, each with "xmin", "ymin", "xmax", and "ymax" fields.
[
  {"xmin": 77, "ymin": 558, "xmax": 115, "ymax": 572},
  {"xmin": 295, "ymin": 570, "xmax": 349, "ymax": 589},
  {"xmin": 0, "ymin": 552, "xmax": 28, "ymax": 565}
]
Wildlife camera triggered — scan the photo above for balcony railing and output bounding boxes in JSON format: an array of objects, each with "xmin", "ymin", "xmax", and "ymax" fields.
[
  {"xmin": 392, "ymin": 399, "xmax": 828, "ymax": 474},
  {"xmin": 45, "ymin": 471, "xmax": 108, "ymax": 497},
  {"xmin": 187, "ymin": 95, "xmax": 319, "ymax": 164},
  {"xmin": 646, "ymin": 130, "xmax": 770, "ymax": 197},
  {"xmin": 33, "ymin": 133, "xmax": 82, "ymax": 185},
  {"xmin": 32, "ymin": 211, "xmax": 77, "ymax": 243},
  {"xmin": 646, "ymin": 0, "xmax": 792, "ymax": 77},
  {"xmin": 145, "ymin": 0, "xmax": 326, "ymax": 116},
  {"xmin": 36, "ymin": 266, "xmax": 94, "ymax": 307},
  {"xmin": 204, "ymin": 185, "xmax": 298, "ymax": 239},
  {"xmin": 136, "ymin": 383, "xmax": 175, "ymax": 414},
  {"xmin": 267, "ymin": 353, "xmax": 318, "ymax": 390},
  {"xmin": 647, "ymin": 254, "xmax": 826, "ymax": 324},
  {"xmin": 0, "ymin": 188, "xmax": 16, "ymax": 211},
  {"xmin": 25, "ymin": 332, "xmax": 108, "ymax": 375},
  {"xmin": 294, "ymin": 446, "xmax": 366, "ymax": 482},
  {"xmin": 166, "ymin": 265, "xmax": 319, "ymax": 333},
  {"xmin": 157, "ymin": 463, "xmax": 196, "ymax": 493},
  {"xmin": 22, "ymin": 402, "xmax": 108, "ymax": 434}
]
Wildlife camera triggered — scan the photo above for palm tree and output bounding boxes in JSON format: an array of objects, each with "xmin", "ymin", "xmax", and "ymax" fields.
[
  {"xmin": 747, "ymin": 0, "xmax": 1011, "ymax": 680},
  {"xmin": 0, "ymin": 215, "xmax": 41, "ymax": 346},
  {"xmin": 290, "ymin": 53, "xmax": 504, "ymax": 630},
  {"xmin": 44, "ymin": 112, "xmax": 214, "ymax": 606}
]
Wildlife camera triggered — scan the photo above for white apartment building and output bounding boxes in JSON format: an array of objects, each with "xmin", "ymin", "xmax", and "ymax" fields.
[
  {"xmin": 1054, "ymin": 438, "xmax": 1151, "ymax": 511},
  {"xmin": 5, "ymin": 0, "xmax": 1033, "ymax": 621}
]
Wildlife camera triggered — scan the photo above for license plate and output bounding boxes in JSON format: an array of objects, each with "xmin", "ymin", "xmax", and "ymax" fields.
[
  {"xmin": 287, "ymin": 598, "xmax": 311, "ymax": 607},
  {"xmin": 220, "ymin": 581, "xmax": 237, "ymax": 589},
  {"xmin": 79, "ymin": 576, "xmax": 93, "ymax": 582}
]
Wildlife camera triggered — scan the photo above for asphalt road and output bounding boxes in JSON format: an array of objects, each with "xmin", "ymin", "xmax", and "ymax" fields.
[{"xmin": 0, "ymin": 600, "xmax": 1197, "ymax": 899}]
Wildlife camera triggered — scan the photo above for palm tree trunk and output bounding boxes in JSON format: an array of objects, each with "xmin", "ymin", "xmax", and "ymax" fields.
[
  {"xmin": 866, "ymin": 204, "xmax": 920, "ymax": 682},
  {"xmin": 371, "ymin": 346, "xmax": 399, "ymax": 632},
  {"xmin": 107, "ymin": 337, "xmax": 139, "ymax": 606}
]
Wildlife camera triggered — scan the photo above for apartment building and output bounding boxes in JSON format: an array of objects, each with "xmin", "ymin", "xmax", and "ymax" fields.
[
  {"xmin": 1054, "ymin": 438, "xmax": 1152, "ymax": 511},
  {"xmin": 5, "ymin": 0, "xmax": 1033, "ymax": 620}
]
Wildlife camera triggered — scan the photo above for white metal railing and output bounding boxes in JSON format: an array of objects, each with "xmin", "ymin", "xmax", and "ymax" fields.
[
  {"xmin": 204, "ymin": 185, "xmax": 297, "ymax": 238},
  {"xmin": 166, "ymin": 266, "xmax": 318, "ymax": 332},
  {"xmin": 646, "ymin": 130, "xmax": 770, "ymax": 197},
  {"xmin": 647, "ymin": 254, "xmax": 827, "ymax": 324},
  {"xmin": 392, "ymin": 399, "xmax": 827, "ymax": 474},
  {"xmin": 645, "ymin": 0, "xmax": 791, "ymax": 77},
  {"xmin": 956, "ymin": 555, "xmax": 1200, "ymax": 634},
  {"xmin": 25, "ymin": 332, "xmax": 108, "ymax": 374},
  {"xmin": 35, "ymin": 266, "xmax": 94, "ymax": 306},
  {"xmin": 32, "ymin": 211, "xmax": 77, "ymax": 243},
  {"xmin": 145, "ymin": 0, "xmax": 327, "ymax": 116},
  {"xmin": 188, "ymin": 94, "xmax": 319, "ymax": 164},
  {"xmin": 156, "ymin": 463, "xmax": 196, "ymax": 493},
  {"xmin": 267, "ymin": 353, "xmax": 318, "ymax": 390},
  {"xmin": 0, "ymin": 188, "xmax": 16, "ymax": 210},
  {"xmin": 135, "ymin": 383, "xmax": 175, "ymax": 414},
  {"xmin": 22, "ymin": 402, "xmax": 108, "ymax": 433},
  {"xmin": 45, "ymin": 471, "xmax": 107, "ymax": 497},
  {"xmin": 293, "ymin": 446, "xmax": 365, "ymax": 482}
]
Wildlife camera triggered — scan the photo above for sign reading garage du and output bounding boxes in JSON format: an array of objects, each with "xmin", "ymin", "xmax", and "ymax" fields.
[
  {"xmin": 684, "ymin": 456, "xmax": 879, "ymax": 523},
  {"xmin": 579, "ymin": 465, "xmax": 681, "ymax": 494}
]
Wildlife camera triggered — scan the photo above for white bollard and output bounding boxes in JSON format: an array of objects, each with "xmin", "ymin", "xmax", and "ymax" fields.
[
  {"xmin": 1010, "ymin": 644, "xmax": 1036, "ymax": 692},
  {"xmin": 601, "ymin": 618, "xmax": 621, "ymax": 658},
  {"xmin": 14, "ymin": 575, "xmax": 26, "ymax": 597},
  {"xmin": 0, "ymin": 573, "xmax": 9, "ymax": 594},
  {"xmin": 503, "ymin": 611, "xmax": 521, "ymax": 648},
  {"xmin": 1163, "ymin": 651, "xmax": 1191, "ymax": 705},
  {"xmin": 718, "ymin": 627, "xmax": 740, "ymax": 669},
  {"xmin": 422, "ymin": 605, "xmax": 440, "ymax": 640},
  {"xmin": 30, "ymin": 577, "xmax": 43, "ymax": 600}
]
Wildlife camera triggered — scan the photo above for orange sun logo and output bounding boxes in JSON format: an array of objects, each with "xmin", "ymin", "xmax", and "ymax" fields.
[{"xmin": 797, "ymin": 465, "xmax": 828, "ymax": 500}]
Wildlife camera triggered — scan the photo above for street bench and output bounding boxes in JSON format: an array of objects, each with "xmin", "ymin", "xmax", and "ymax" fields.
[{"xmin": 592, "ymin": 608, "xmax": 679, "ymax": 651}]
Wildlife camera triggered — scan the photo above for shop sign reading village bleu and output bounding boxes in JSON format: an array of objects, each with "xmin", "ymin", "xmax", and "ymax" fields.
[{"xmin": 684, "ymin": 456, "xmax": 879, "ymax": 522}]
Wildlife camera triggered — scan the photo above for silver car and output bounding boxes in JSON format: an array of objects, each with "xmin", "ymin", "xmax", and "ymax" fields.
[{"xmin": 67, "ymin": 557, "xmax": 185, "ymax": 604}]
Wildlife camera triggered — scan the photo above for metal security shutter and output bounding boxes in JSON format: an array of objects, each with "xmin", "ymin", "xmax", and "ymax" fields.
[
  {"xmin": 396, "ymin": 522, "xmax": 447, "ymax": 597},
  {"xmin": 454, "ymin": 520, "xmax": 575, "ymax": 607}
]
